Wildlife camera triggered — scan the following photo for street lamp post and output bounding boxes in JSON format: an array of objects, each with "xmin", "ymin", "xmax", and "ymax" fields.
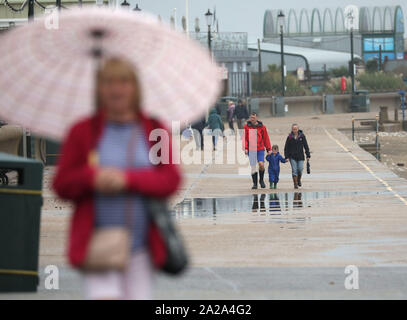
[
  {"xmin": 350, "ymin": 27, "xmax": 355, "ymax": 94},
  {"xmin": 277, "ymin": 10, "xmax": 285, "ymax": 97},
  {"xmin": 28, "ymin": 0, "xmax": 34, "ymax": 21},
  {"xmin": 205, "ymin": 9, "xmax": 213, "ymax": 53}
]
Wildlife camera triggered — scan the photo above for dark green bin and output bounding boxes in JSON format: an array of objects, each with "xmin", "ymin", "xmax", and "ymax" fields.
[
  {"xmin": 0, "ymin": 152, "xmax": 43, "ymax": 292},
  {"xmin": 350, "ymin": 90, "xmax": 370, "ymax": 112},
  {"xmin": 44, "ymin": 139, "xmax": 60, "ymax": 165}
]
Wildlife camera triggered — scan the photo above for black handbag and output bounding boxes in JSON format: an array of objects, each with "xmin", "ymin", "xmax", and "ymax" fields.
[
  {"xmin": 146, "ymin": 198, "xmax": 188, "ymax": 275},
  {"xmin": 307, "ymin": 160, "xmax": 311, "ymax": 174}
]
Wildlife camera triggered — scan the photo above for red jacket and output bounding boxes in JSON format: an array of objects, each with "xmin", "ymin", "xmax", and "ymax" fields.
[
  {"xmin": 52, "ymin": 111, "xmax": 181, "ymax": 268},
  {"xmin": 243, "ymin": 120, "xmax": 271, "ymax": 152}
]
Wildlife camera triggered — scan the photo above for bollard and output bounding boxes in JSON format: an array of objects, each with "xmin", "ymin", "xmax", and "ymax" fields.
[{"xmin": 379, "ymin": 106, "xmax": 389, "ymax": 124}]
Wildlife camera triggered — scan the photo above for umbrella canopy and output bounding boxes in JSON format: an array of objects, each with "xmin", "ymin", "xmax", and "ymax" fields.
[{"xmin": 0, "ymin": 8, "xmax": 221, "ymax": 141}]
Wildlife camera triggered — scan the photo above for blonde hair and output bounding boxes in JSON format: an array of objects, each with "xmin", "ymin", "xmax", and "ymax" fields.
[{"xmin": 96, "ymin": 57, "xmax": 142, "ymax": 110}]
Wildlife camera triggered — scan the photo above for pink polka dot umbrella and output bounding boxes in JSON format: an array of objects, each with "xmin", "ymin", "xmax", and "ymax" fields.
[{"xmin": 0, "ymin": 7, "xmax": 222, "ymax": 141}]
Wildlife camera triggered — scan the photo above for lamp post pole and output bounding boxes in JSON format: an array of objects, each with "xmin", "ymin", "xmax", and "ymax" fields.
[
  {"xmin": 350, "ymin": 27, "xmax": 355, "ymax": 94},
  {"xmin": 208, "ymin": 24, "xmax": 212, "ymax": 52},
  {"xmin": 277, "ymin": 11, "xmax": 286, "ymax": 97},
  {"xmin": 28, "ymin": 0, "xmax": 34, "ymax": 21},
  {"xmin": 280, "ymin": 25, "xmax": 285, "ymax": 97}
]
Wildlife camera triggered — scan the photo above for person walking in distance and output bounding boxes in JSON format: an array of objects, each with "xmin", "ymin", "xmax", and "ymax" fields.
[
  {"xmin": 243, "ymin": 112, "xmax": 271, "ymax": 189},
  {"xmin": 234, "ymin": 99, "xmax": 249, "ymax": 136},
  {"xmin": 284, "ymin": 123, "xmax": 310, "ymax": 189},
  {"xmin": 206, "ymin": 107, "xmax": 224, "ymax": 151},
  {"xmin": 226, "ymin": 100, "xmax": 236, "ymax": 133},
  {"xmin": 191, "ymin": 115, "xmax": 206, "ymax": 150}
]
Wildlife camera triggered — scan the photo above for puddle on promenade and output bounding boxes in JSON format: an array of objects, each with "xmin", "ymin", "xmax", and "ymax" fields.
[{"xmin": 172, "ymin": 190, "xmax": 388, "ymax": 221}]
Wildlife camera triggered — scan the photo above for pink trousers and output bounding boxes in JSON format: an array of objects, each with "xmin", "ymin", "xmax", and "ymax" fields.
[{"xmin": 82, "ymin": 249, "xmax": 154, "ymax": 300}]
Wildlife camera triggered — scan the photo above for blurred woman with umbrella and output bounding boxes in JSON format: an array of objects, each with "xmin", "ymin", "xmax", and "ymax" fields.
[
  {"xmin": 0, "ymin": 8, "xmax": 221, "ymax": 299},
  {"xmin": 284, "ymin": 124, "xmax": 311, "ymax": 189}
]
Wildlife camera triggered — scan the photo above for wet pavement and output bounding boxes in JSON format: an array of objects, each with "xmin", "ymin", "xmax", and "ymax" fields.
[
  {"xmin": 173, "ymin": 190, "xmax": 399, "ymax": 218},
  {"xmin": 2, "ymin": 112, "xmax": 407, "ymax": 299},
  {"xmin": 3, "ymin": 266, "xmax": 407, "ymax": 300}
]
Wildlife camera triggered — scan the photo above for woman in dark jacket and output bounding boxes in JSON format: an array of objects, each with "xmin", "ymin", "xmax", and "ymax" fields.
[{"xmin": 284, "ymin": 124, "xmax": 310, "ymax": 189}]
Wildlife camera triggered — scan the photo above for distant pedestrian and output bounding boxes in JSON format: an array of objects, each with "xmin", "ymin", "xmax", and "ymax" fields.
[
  {"xmin": 191, "ymin": 116, "xmax": 206, "ymax": 150},
  {"xmin": 227, "ymin": 100, "xmax": 235, "ymax": 132},
  {"xmin": 243, "ymin": 112, "xmax": 271, "ymax": 189},
  {"xmin": 265, "ymin": 145, "xmax": 286, "ymax": 189},
  {"xmin": 284, "ymin": 124, "xmax": 310, "ymax": 189},
  {"xmin": 206, "ymin": 107, "xmax": 224, "ymax": 150},
  {"xmin": 234, "ymin": 99, "xmax": 249, "ymax": 134}
]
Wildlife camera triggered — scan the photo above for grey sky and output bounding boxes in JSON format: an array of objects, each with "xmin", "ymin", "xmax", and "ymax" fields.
[{"xmin": 128, "ymin": 0, "xmax": 406, "ymax": 43}]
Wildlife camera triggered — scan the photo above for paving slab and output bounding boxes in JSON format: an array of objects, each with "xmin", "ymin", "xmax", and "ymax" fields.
[{"xmin": 1, "ymin": 112, "xmax": 407, "ymax": 299}]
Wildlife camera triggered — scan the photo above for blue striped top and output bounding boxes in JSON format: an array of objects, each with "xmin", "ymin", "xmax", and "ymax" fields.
[{"xmin": 94, "ymin": 122, "xmax": 152, "ymax": 252}]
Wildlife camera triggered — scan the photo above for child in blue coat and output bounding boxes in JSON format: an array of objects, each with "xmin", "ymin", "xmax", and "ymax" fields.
[{"xmin": 266, "ymin": 145, "xmax": 287, "ymax": 189}]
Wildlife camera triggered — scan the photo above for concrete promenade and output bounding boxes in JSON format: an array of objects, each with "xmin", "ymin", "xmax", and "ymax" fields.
[{"xmin": 2, "ymin": 112, "xmax": 407, "ymax": 299}]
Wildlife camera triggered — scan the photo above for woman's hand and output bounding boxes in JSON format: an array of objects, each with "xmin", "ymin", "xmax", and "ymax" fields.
[{"xmin": 94, "ymin": 167, "xmax": 127, "ymax": 194}]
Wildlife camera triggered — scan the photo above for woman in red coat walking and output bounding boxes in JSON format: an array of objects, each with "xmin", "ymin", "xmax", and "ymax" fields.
[
  {"xmin": 53, "ymin": 58, "xmax": 181, "ymax": 299},
  {"xmin": 243, "ymin": 112, "xmax": 271, "ymax": 189}
]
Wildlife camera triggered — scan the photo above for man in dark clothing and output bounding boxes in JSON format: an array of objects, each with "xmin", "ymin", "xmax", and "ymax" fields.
[
  {"xmin": 243, "ymin": 112, "xmax": 271, "ymax": 189},
  {"xmin": 284, "ymin": 124, "xmax": 310, "ymax": 189},
  {"xmin": 191, "ymin": 116, "xmax": 206, "ymax": 150},
  {"xmin": 234, "ymin": 99, "xmax": 249, "ymax": 133}
]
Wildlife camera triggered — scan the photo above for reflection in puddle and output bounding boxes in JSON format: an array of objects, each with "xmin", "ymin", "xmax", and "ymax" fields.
[
  {"xmin": 172, "ymin": 192, "xmax": 312, "ymax": 227},
  {"xmin": 172, "ymin": 190, "xmax": 387, "ymax": 219}
]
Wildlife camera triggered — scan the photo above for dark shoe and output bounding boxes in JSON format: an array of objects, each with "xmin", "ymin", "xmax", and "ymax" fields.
[
  {"xmin": 270, "ymin": 182, "xmax": 274, "ymax": 189},
  {"xmin": 298, "ymin": 174, "xmax": 302, "ymax": 187},
  {"xmin": 292, "ymin": 176, "xmax": 299, "ymax": 189},
  {"xmin": 251, "ymin": 172, "xmax": 258, "ymax": 189},
  {"xmin": 274, "ymin": 183, "xmax": 278, "ymax": 189},
  {"xmin": 259, "ymin": 170, "xmax": 266, "ymax": 188}
]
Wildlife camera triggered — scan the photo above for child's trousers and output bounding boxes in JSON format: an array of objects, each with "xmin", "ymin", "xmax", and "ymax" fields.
[{"xmin": 269, "ymin": 170, "xmax": 280, "ymax": 183}]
